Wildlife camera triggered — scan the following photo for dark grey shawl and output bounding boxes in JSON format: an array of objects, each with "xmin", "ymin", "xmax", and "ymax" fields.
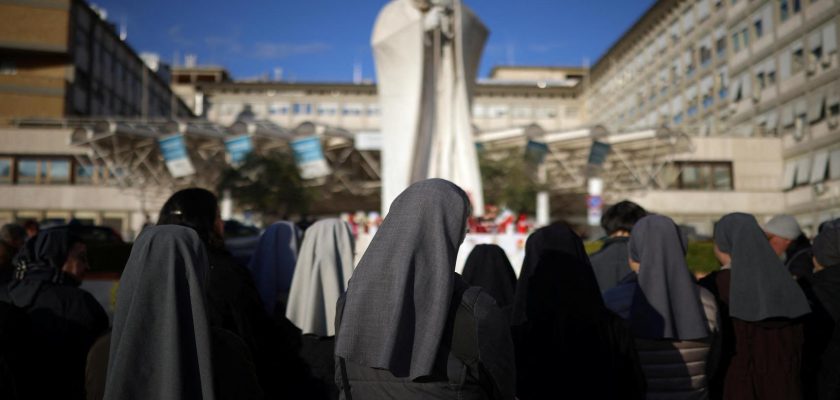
[
  {"xmin": 334, "ymin": 178, "xmax": 470, "ymax": 379},
  {"xmin": 104, "ymin": 226, "xmax": 215, "ymax": 400},
  {"xmin": 628, "ymin": 215, "xmax": 709, "ymax": 340},
  {"xmin": 590, "ymin": 236, "xmax": 633, "ymax": 292},
  {"xmin": 714, "ymin": 213, "xmax": 810, "ymax": 322}
]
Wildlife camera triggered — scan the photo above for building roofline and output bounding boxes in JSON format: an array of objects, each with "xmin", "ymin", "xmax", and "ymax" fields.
[
  {"xmin": 196, "ymin": 80, "xmax": 581, "ymax": 96},
  {"xmin": 72, "ymin": 0, "xmax": 195, "ymax": 117},
  {"xmin": 589, "ymin": 0, "xmax": 675, "ymax": 83},
  {"xmin": 488, "ymin": 65, "xmax": 588, "ymax": 76}
]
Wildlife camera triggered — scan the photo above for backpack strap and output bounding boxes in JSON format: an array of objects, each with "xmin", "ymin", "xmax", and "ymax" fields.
[{"xmin": 334, "ymin": 295, "xmax": 353, "ymax": 400}]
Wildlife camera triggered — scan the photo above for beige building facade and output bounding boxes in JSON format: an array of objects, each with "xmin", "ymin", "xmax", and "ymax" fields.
[
  {"xmin": 585, "ymin": 0, "xmax": 840, "ymax": 234},
  {"xmin": 1, "ymin": 0, "xmax": 838, "ymax": 238}
]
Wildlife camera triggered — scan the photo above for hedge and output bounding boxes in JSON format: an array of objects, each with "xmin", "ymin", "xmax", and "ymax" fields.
[{"xmin": 585, "ymin": 240, "xmax": 720, "ymax": 276}]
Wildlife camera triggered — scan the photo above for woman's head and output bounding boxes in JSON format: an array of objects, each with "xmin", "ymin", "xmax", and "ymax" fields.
[
  {"xmin": 157, "ymin": 188, "xmax": 224, "ymax": 250},
  {"xmin": 14, "ymin": 227, "xmax": 86, "ymax": 284}
]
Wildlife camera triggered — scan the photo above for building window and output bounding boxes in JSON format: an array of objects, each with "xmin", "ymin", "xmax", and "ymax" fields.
[
  {"xmin": 754, "ymin": 20, "xmax": 763, "ymax": 39},
  {"xmin": 792, "ymin": 46, "xmax": 805, "ymax": 75},
  {"xmin": 511, "ymin": 106, "xmax": 532, "ymax": 119},
  {"xmin": 0, "ymin": 158, "xmax": 11, "ymax": 184},
  {"xmin": 269, "ymin": 103, "xmax": 289, "ymax": 115},
  {"xmin": 75, "ymin": 162, "xmax": 111, "ymax": 185},
  {"xmin": 670, "ymin": 161, "xmax": 734, "ymax": 190},
  {"xmin": 700, "ymin": 45, "xmax": 712, "ymax": 68},
  {"xmin": 703, "ymin": 93, "xmax": 714, "ymax": 108},
  {"xmin": 317, "ymin": 103, "xmax": 338, "ymax": 116},
  {"xmin": 780, "ymin": 0, "xmax": 802, "ymax": 22},
  {"xmin": 685, "ymin": 47, "xmax": 696, "ymax": 77},
  {"xmin": 534, "ymin": 107, "xmax": 557, "ymax": 119},
  {"xmin": 341, "ymin": 103, "xmax": 363, "ymax": 116},
  {"xmin": 488, "ymin": 105, "xmax": 509, "ymax": 118},
  {"xmin": 673, "ymin": 112, "xmax": 684, "ymax": 125},
  {"xmin": 16, "ymin": 158, "xmax": 70, "ymax": 185},
  {"xmin": 293, "ymin": 103, "xmax": 312, "ymax": 115}
]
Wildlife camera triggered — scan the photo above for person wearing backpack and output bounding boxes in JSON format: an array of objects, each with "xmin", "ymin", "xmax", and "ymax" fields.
[{"xmin": 334, "ymin": 179, "xmax": 515, "ymax": 400}]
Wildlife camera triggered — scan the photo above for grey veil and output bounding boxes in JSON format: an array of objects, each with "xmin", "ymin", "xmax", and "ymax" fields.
[
  {"xmin": 334, "ymin": 178, "xmax": 470, "ymax": 379},
  {"xmin": 629, "ymin": 215, "xmax": 709, "ymax": 340},
  {"xmin": 104, "ymin": 226, "xmax": 215, "ymax": 400},
  {"xmin": 285, "ymin": 218, "xmax": 355, "ymax": 337},
  {"xmin": 714, "ymin": 213, "xmax": 810, "ymax": 321}
]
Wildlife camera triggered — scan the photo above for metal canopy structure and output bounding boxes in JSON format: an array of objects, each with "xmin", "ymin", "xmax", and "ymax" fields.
[
  {"xmin": 16, "ymin": 118, "xmax": 384, "ymax": 207},
  {"xmin": 476, "ymin": 124, "xmax": 694, "ymax": 194},
  {"xmin": 15, "ymin": 117, "xmax": 693, "ymax": 214}
]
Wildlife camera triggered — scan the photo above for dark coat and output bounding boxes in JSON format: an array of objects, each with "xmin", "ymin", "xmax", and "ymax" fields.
[
  {"xmin": 787, "ymin": 235, "xmax": 814, "ymax": 280},
  {"xmin": 701, "ymin": 269, "xmax": 805, "ymax": 400},
  {"xmin": 800, "ymin": 266, "xmax": 840, "ymax": 400},
  {"xmin": 0, "ymin": 302, "xmax": 35, "ymax": 400},
  {"xmin": 86, "ymin": 329, "xmax": 264, "ymax": 400},
  {"xmin": 590, "ymin": 236, "xmax": 633, "ymax": 292},
  {"xmin": 336, "ymin": 284, "xmax": 516, "ymax": 400},
  {"xmin": 0, "ymin": 280, "xmax": 108, "ymax": 400},
  {"xmin": 205, "ymin": 247, "xmax": 320, "ymax": 399},
  {"xmin": 301, "ymin": 335, "xmax": 338, "ymax": 400}
]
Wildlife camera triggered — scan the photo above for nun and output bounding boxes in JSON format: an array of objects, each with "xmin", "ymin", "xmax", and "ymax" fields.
[
  {"xmin": 0, "ymin": 227, "xmax": 108, "ymax": 400},
  {"xmin": 462, "ymin": 244, "xmax": 517, "ymax": 311},
  {"xmin": 247, "ymin": 221, "xmax": 301, "ymax": 316},
  {"xmin": 101, "ymin": 225, "xmax": 261, "ymax": 400},
  {"xmin": 285, "ymin": 218, "xmax": 355, "ymax": 400},
  {"xmin": 800, "ymin": 222, "xmax": 840, "ymax": 399},
  {"xmin": 157, "ymin": 188, "xmax": 316, "ymax": 398},
  {"xmin": 703, "ymin": 213, "xmax": 811, "ymax": 400},
  {"xmin": 603, "ymin": 215, "xmax": 720, "ymax": 399},
  {"xmin": 511, "ymin": 222, "xmax": 645, "ymax": 400},
  {"xmin": 334, "ymin": 179, "xmax": 516, "ymax": 400}
]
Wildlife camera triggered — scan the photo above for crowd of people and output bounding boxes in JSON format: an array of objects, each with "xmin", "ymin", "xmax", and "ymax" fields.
[{"xmin": 0, "ymin": 178, "xmax": 838, "ymax": 399}]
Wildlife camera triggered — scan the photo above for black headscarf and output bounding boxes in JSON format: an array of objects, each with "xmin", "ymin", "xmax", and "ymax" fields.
[
  {"xmin": 104, "ymin": 225, "xmax": 215, "ymax": 400},
  {"xmin": 511, "ymin": 224, "xmax": 645, "ymax": 400},
  {"xmin": 7, "ymin": 228, "xmax": 82, "ymax": 307},
  {"xmin": 511, "ymin": 222, "xmax": 598, "ymax": 326},
  {"xmin": 628, "ymin": 215, "xmax": 709, "ymax": 340},
  {"xmin": 157, "ymin": 188, "xmax": 225, "ymax": 251},
  {"xmin": 714, "ymin": 213, "xmax": 810, "ymax": 321},
  {"xmin": 462, "ymin": 244, "xmax": 517, "ymax": 309},
  {"xmin": 334, "ymin": 179, "xmax": 470, "ymax": 379},
  {"xmin": 812, "ymin": 224, "xmax": 840, "ymax": 321}
]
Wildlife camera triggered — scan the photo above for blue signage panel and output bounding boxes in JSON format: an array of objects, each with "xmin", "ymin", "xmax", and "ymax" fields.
[
  {"xmin": 290, "ymin": 135, "xmax": 331, "ymax": 179},
  {"xmin": 224, "ymin": 135, "xmax": 253, "ymax": 167},
  {"xmin": 158, "ymin": 134, "xmax": 195, "ymax": 178}
]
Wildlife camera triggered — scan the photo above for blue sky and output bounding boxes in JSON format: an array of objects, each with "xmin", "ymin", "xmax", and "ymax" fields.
[{"xmin": 92, "ymin": 0, "xmax": 656, "ymax": 82}]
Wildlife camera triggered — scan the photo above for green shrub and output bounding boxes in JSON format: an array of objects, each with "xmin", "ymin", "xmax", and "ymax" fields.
[{"xmin": 584, "ymin": 240, "xmax": 720, "ymax": 275}]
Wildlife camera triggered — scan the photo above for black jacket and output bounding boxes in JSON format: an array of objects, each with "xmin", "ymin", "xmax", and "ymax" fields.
[
  {"xmin": 590, "ymin": 237, "xmax": 633, "ymax": 292},
  {"xmin": 0, "ymin": 280, "xmax": 108, "ymax": 400}
]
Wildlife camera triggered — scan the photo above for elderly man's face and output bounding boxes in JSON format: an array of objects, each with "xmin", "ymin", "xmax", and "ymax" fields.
[{"xmin": 767, "ymin": 233, "xmax": 793, "ymax": 257}]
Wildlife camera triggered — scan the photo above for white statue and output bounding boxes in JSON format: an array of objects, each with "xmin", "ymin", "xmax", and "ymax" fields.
[{"xmin": 372, "ymin": 0, "xmax": 487, "ymax": 215}]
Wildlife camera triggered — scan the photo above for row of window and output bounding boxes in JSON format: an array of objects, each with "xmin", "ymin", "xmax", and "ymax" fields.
[
  {"xmin": 661, "ymin": 161, "xmax": 734, "ymax": 191},
  {"xmin": 595, "ymin": 0, "xmax": 829, "ymax": 99},
  {"xmin": 783, "ymin": 147, "xmax": 840, "ymax": 190},
  {"xmin": 212, "ymin": 101, "xmax": 578, "ymax": 121},
  {"xmin": 213, "ymin": 102, "xmax": 381, "ymax": 118},
  {"xmin": 0, "ymin": 157, "xmax": 115, "ymax": 186},
  {"xmin": 608, "ymin": 19, "xmax": 837, "ymax": 127}
]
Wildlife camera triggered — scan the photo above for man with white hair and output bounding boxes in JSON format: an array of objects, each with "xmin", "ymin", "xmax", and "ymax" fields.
[{"xmin": 764, "ymin": 214, "xmax": 813, "ymax": 279}]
